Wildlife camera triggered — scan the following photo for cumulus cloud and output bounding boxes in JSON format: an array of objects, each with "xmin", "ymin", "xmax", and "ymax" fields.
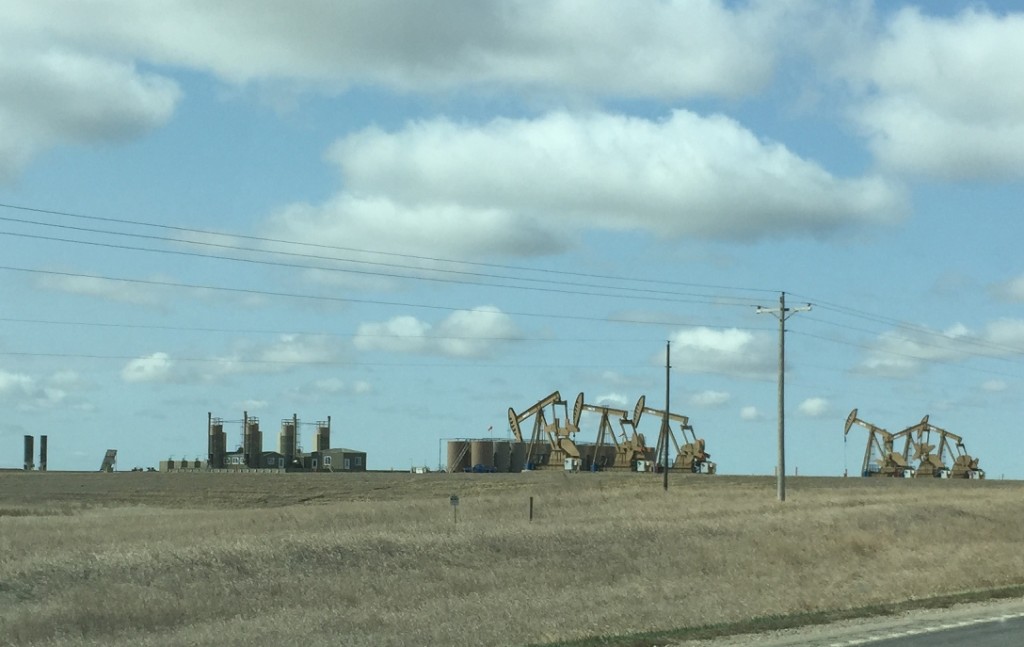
[
  {"xmin": 981, "ymin": 379, "xmax": 1007, "ymax": 393},
  {"xmin": 691, "ymin": 390, "xmax": 731, "ymax": 408},
  {"xmin": 121, "ymin": 352, "xmax": 175, "ymax": 383},
  {"xmin": 667, "ymin": 327, "xmax": 775, "ymax": 379},
  {"xmin": 798, "ymin": 397, "xmax": 829, "ymax": 417},
  {"xmin": 858, "ymin": 319, "xmax": 1024, "ymax": 377},
  {"xmin": 0, "ymin": 45, "xmax": 179, "ymax": 181},
  {"xmin": 264, "ymin": 111, "xmax": 904, "ymax": 262},
  {"xmin": 310, "ymin": 378, "xmax": 372, "ymax": 395},
  {"xmin": 207, "ymin": 334, "xmax": 346, "ymax": 379},
  {"xmin": 34, "ymin": 273, "xmax": 166, "ymax": 306},
  {"xmin": 740, "ymin": 406, "xmax": 763, "ymax": 421},
  {"xmin": 0, "ymin": 369, "xmax": 74, "ymax": 410},
  {"xmin": 593, "ymin": 392, "xmax": 628, "ymax": 408},
  {"xmin": 2, "ymin": 1, "xmax": 787, "ymax": 99},
  {"xmin": 995, "ymin": 274, "xmax": 1024, "ymax": 302},
  {"xmin": 354, "ymin": 306, "xmax": 521, "ymax": 359},
  {"xmin": 845, "ymin": 7, "xmax": 1024, "ymax": 179}
]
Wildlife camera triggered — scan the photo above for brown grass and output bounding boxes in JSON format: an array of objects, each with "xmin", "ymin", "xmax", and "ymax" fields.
[{"xmin": 1, "ymin": 471, "xmax": 1022, "ymax": 646}]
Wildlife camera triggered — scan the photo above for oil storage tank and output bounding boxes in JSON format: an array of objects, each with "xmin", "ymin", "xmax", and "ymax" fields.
[
  {"xmin": 447, "ymin": 440, "xmax": 470, "ymax": 473},
  {"xmin": 510, "ymin": 442, "xmax": 528, "ymax": 472},
  {"xmin": 493, "ymin": 440, "xmax": 511, "ymax": 472},
  {"xmin": 470, "ymin": 439, "xmax": 494, "ymax": 470}
]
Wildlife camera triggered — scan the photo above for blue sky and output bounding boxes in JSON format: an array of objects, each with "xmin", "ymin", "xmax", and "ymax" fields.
[{"xmin": 1, "ymin": 1, "xmax": 1023, "ymax": 477}]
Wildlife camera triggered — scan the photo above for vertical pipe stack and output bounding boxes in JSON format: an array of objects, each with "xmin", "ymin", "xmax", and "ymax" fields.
[
  {"xmin": 23, "ymin": 435, "xmax": 34, "ymax": 471},
  {"xmin": 208, "ymin": 413, "xmax": 226, "ymax": 469},
  {"xmin": 39, "ymin": 435, "xmax": 47, "ymax": 472}
]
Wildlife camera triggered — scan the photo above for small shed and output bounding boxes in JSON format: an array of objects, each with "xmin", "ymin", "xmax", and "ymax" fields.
[{"xmin": 313, "ymin": 448, "xmax": 367, "ymax": 472}]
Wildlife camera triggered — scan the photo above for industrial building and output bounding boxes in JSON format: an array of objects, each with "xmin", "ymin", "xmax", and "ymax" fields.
[{"xmin": 160, "ymin": 412, "xmax": 367, "ymax": 472}]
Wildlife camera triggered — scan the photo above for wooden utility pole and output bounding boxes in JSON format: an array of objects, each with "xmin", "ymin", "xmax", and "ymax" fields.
[
  {"xmin": 756, "ymin": 292, "xmax": 811, "ymax": 502},
  {"xmin": 663, "ymin": 341, "xmax": 670, "ymax": 492}
]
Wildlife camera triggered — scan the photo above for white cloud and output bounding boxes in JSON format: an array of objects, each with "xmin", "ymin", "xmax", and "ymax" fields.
[
  {"xmin": 206, "ymin": 335, "xmax": 346, "ymax": 379},
  {"xmin": 265, "ymin": 111, "xmax": 904, "ymax": 262},
  {"xmin": 2, "ymin": 1, "xmax": 787, "ymax": 99},
  {"xmin": 0, "ymin": 369, "xmax": 83, "ymax": 410},
  {"xmin": 797, "ymin": 397, "xmax": 829, "ymax": 417},
  {"xmin": 257, "ymin": 334, "xmax": 339, "ymax": 365},
  {"xmin": 435, "ymin": 307, "xmax": 523, "ymax": 358},
  {"xmin": 859, "ymin": 319, "xmax": 1024, "ymax": 377},
  {"xmin": 690, "ymin": 390, "xmax": 731, "ymax": 408},
  {"xmin": 0, "ymin": 0, "xmax": 810, "ymax": 182},
  {"xmin": 845, "ymin": 7, "xmax": 1024, "ymax": 179},
  {"xmin": 667, "ymin": 327, "xmax": 775, "ymax": 379},
  {"xmin": 0, "ymin": 46, "xmax": 179, "ymax": 181},
  {"xmin": 352, "ymin": 380, "xmax": 372, "ymax": 394},
  {"xmin": 309, "ymin": 378, "xmax": 372, "ymax": 396},
  {"xmin": 121, "ymin": 352, "xmax": 174, "ymax": 383},
  {"xmin": 354, "ymin": 306, "xmax": 521, "ymax": 358},
  {"xmin": 740, "ymin": 406, "xmax": 763, "ymax": 421},
  {"xmin": 593, "ymin": 393, "xmax": 628, "ymax": 409},
  {"xmin": 982, "ymin": 380, "xmax": 1007, "ymax": 393},
  {"xmin": 996, "ymin": 275, "xmax": 1024, "ymax": 302},
  {"xmin": 35, "ymin": 273, "xmax": 165, "ymax": 306}
]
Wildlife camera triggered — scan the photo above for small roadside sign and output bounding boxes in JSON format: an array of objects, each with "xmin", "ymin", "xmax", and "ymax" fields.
[{"xmin": 449, "ymin": 495, "xmax": 459, "ymax": 507}]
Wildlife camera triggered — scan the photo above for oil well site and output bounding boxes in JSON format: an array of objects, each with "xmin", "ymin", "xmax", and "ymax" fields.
[{"xmin": 9, "ymin": 391, "xmax": 988, "ymax": 483}]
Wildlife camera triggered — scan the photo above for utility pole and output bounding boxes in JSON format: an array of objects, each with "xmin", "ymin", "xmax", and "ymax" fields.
[
  {"xmin": 663, "ymin": 341, "xmax": 670, "ymax": 492},
  {"xmin": 756, "ymin": 292, "xmax": 811, "ymax": 502}
]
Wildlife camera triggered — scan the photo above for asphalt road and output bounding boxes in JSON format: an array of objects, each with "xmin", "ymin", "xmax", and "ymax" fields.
[
  {"xmin": 682, "ymin": 598, "xmax": 1024, "ymax": 647},
  {"xmin": 864, "ymin": 614, "xmax": 1024, "ymax": 647}
]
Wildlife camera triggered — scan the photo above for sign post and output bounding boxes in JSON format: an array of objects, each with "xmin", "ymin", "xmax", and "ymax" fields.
[{"xmin": 450, "ymin": 494, "xmax": 459, "ymax": 525}]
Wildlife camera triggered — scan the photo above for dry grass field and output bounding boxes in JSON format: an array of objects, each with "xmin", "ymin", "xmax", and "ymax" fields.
[{"xmin": 1, "ymin": 471, "xmax": 1023, "ymax": 646}]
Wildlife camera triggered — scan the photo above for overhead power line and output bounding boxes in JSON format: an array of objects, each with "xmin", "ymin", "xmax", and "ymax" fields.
[
  {"xmin": 0, "ymin": 201, "xmax": 778, "ymax": 297},
  {"xmin": 0, "ymin": 264, "xmax": 772, "ymax": 331},
  {"xmin": 0, "ymin": 227, "xmax": 762, "ymax": 308}
]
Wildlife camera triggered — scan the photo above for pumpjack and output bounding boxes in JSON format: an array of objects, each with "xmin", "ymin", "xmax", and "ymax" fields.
[
  {"xmin": 637, "ymin": 400, "xmax": 716, "ymax": 474},
  {"xmin": 574, "ymin": 393, "xmax": 653, "ymax": 470},
  {"xmin": 843, "ymin": 409, "xmax": 914, "ymax": 477},
  {"xmin": 909, "ymin": 418, "xmax": 984, "ymax": 479},
  {"xmin": 508, "ymin": 391, "xmax": 581, "ymax": 469}
]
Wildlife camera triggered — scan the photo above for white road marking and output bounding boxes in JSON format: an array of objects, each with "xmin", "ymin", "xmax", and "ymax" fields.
[{"xmin": 824, "ymin": 611, "xmax": 1024, "ymax": 646}]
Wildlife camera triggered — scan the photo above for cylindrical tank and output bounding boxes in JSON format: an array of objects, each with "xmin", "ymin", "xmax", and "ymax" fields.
[
  {"xmin": 470, "ymin": 440, "xmax": 494, "ymax": 469},
  {"xmin": 39, "ymin": 435, "xmax": 47, "ymax": 472},
  {"xmin": 447, "ymin": 440, "xmax": 470, "ymax": 473},
  {"xmin": 510, "ymin": 442, "xmax": 528, "ymax": 472},
  {"xmin": 493, "ymin": 440, "xmax": 511, "ymax": 472},
  {"xmin": 244, "ymin": 418, "xmax": 262, "ymax": 468},
  {"xmin": 599, "ymin": 445, "xmax": 617, "ymax": 469},
  {"xmin": 576, "ymin": 443, "xmax": 595, "ymax": 469},
  {"xmin": 279, "ymin": 420, "xmax": 297, "ymax": 464},
  {"xmin": 315, "ymin": 419, "xmax": 331, "ymax": 451},
  {"xmin": 208, "ymin": 419, "xmax": 226, "ymax": 469},
  {"xmin": 23, "ymin": 435, "xmax": 33, "ymax": 471}
]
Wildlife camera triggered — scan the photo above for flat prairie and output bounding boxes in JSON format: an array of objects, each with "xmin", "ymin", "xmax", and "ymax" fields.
[{"xmin": 1, "ymin": 471, "xmax": 1022, "ymax": 646}]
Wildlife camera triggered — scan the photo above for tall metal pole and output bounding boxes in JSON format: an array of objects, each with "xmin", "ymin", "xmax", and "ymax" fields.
[
  {"xmin": 776, "ymin": 292, "xmax": 786, "ymax": 502},
  {"xmin": 663, "ymin": 341, "xmax": 670, "ymax": 492},
  {"xmin": 756, "ymin": 292, "xmax": 811, "ymax": 502}
]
